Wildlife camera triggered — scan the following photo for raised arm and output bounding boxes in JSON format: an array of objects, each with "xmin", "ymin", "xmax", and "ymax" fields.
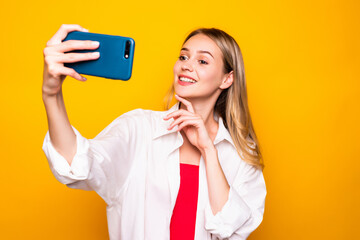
[{"xmin": 42, "ymin": 24, "xmax": 100, "ymax": 165}]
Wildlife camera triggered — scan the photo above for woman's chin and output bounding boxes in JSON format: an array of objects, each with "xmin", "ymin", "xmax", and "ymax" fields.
[{"xmin": 174, "ymin": 91, "xmax": 192, "ymax": 99}]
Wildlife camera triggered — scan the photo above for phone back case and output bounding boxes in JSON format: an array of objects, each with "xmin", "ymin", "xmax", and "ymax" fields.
[{"xmin": 62, "ymin": 31, "xmax": 135, "ymax": 80}]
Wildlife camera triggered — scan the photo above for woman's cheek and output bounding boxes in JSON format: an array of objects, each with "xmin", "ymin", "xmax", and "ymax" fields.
[
  {"xmin": 173, "ymin": 61, "xmax": 180, "ymax": 74},
  {"xmin": 199, "ymin": 69, "xmax": 214, "ymax": 82}
]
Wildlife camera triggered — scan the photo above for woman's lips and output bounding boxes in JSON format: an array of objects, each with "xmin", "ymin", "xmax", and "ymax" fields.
[{"xmin": 178, "ymin": 75, "xmax": 197, "ymax": 86}]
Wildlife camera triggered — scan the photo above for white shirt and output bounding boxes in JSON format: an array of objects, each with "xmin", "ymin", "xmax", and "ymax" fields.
[{"xmin": 42, "ymin": 102, "xmax": 266, "ymax": 240}]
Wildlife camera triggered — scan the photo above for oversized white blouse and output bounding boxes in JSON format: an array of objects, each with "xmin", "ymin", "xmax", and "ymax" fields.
[{"xmin": 42, "ymin": 102, "xmax": 266, "ymax": 240}]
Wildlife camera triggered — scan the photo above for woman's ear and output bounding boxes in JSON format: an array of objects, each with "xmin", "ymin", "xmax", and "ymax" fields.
[{"xmin": 219, "ymin": 71, "xmax": 233, "ymax": 90}]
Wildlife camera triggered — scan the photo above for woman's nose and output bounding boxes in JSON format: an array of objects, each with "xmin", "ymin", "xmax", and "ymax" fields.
[{"xmin": 181, "ymin": 61, "xmax": 193, "ymax": 71}]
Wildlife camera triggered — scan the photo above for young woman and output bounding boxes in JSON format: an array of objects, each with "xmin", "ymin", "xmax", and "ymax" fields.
[{"xmin": 42, "ymin": 24, "xmax": 266, "ymax": 240}]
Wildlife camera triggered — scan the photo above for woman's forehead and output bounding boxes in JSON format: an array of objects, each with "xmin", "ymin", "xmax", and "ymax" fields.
[{"xmin": 182, "ymin": 34, "xmax": 222, "ymax": 58}]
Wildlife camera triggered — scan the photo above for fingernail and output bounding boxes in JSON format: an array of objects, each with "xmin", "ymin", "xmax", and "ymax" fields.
[
  {"xmin": 92, "ymin": 41, "xmax": 100, "ymax": 46},
  {"xmin": 92, "ymin": 52, "xmax": 100, "ymax": 56},
  {"xmin": 83, "ymin": 28, "xmax": 89, "ymax": 32},
  {"xmin": 82, "ymin": 76, "xmax": 87, "ymax": 81}
]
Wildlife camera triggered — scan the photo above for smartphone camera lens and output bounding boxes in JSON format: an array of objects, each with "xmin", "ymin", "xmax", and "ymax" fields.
[{"xmin": 125, "ymin": 40, "xmax": 131, "ymax": 59}]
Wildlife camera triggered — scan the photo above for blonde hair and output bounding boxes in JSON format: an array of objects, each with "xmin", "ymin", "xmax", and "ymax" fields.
[{"xmin": 164, "ymin": 28, "xmax": 264, "ymax": 170}]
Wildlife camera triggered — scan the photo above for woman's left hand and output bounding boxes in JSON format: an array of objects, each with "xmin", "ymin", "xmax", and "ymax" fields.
[{"xmin": 163, "ymin": 95, "xmax": 214, "ymax": 152}]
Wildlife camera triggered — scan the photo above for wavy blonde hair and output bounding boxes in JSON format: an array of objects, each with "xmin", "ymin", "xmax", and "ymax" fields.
[{"xmin": 164, "ymin": 28, "xmax": 264, "ymax": 170}]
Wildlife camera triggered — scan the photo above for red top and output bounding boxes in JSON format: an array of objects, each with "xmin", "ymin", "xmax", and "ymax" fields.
[{"xmin": 170, "ymin": 163, "xmax": 200, "ymax": 240}]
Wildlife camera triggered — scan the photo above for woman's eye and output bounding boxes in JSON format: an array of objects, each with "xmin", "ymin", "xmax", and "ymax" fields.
[
  {"xmin": 179, "ymin": 55, "xmax": 187, "ymax": 61},
  {"xmin": 199, "ymin": 60, "xmax": 208, "ymax": 65}
]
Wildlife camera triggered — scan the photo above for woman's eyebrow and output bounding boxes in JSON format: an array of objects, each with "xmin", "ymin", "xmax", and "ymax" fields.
[{"xmin": 181, "ymin": 47, "xmax": 214, "ymax": 59}]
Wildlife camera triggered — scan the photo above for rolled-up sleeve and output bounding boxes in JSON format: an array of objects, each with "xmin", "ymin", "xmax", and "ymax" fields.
[
  {"xmin": 42, "ymin": 109, "xmax": 143, "ymax": 206},
  {"xmin": 42, "ymin": 126, "xmax": 92, "ymax": 186},
  {"xmin": 204, "ymin": 162, "xmax": 267, "ymax": 239}
]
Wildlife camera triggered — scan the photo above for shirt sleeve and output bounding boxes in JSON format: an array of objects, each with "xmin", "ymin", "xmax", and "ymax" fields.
[
  {"xmin": 204, "ymin": 161, "xmax": 267, "ymax": 240},
  {"xmin": 42, "ymin": 109, "xmax": 144, "ymax": 206}
]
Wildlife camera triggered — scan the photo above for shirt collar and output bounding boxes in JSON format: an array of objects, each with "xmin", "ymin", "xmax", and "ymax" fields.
[
  {"xmin": 153, "ymin": 102, "xmax": 181, "ymax": 140},
  {"xmin": 213, "ymin": 112, "xmax": 235, "ymax": 147},
  {"xmin": 153, "ymin": 102, "xmax": 235, "ymax": 147}
]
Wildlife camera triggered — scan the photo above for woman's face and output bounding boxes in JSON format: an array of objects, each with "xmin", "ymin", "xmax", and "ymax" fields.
[{"xmin": 173, "ymin": 34, "xmax": 231, "ymax": 100}]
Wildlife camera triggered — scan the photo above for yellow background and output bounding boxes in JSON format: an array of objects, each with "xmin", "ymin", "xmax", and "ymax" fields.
[{"xmin": 0, "ymin": 0, "xmax": 359, "ymax": 239}]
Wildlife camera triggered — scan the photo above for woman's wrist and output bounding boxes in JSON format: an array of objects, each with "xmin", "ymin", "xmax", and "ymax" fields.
[
  {"xmin": 42, "ymin": 88, "xmax": 62, "ymax": 102},
  {"xmin": 200, "ymin": 143, "xmax": 217, "ymax": 162}
]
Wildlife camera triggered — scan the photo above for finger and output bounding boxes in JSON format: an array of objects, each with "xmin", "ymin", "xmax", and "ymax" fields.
[
  {"xmin": 58, "ymin": 67, "xmax": 86, "ymax": 81},
  {"xmin": 53, "ymin": 40, "xmax": 100, "ymax": 53},
  {"xmin": 52, "ymin": 51, "xmax": 100, "ymax": 63},
  {"xmin": 164, "ymin": 109, "xmax": 193, "ymax": 120},
  {"xmin": 168, "ymin": 115, "xmax": 199, "ymax": 130},
  {"xmin": 175, "ymin": 94, "xmax": 195, "ymax": 113},
  {"xmin": 176, "ymin": 119, "xmax": 199, "ymax": 132},
  {"xmin": 47, "ymin": 24, "xmax": 89, "ymax": 46}
]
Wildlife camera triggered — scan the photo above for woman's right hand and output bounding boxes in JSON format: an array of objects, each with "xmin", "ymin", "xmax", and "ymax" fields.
[{"xmin": 42, "ymin": 24, "xmax": 100, "ymax": 97}]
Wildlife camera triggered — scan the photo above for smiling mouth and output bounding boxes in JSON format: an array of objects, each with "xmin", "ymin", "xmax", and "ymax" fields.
[{"xmin": 179, "ymin": 76, "xmax": 197, "ymax": 83}]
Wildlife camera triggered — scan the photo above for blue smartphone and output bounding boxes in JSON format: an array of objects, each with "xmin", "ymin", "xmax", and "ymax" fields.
[{"xmin": 62, "ymin": 31, "xmax": 135, "ymax": 80}]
